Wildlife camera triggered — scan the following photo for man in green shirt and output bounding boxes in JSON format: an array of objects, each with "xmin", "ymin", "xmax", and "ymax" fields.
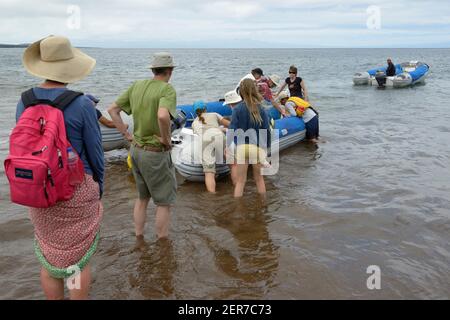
[{"xmin": 108, "ymin": 52, "xmax": 177, "ymax": 240}]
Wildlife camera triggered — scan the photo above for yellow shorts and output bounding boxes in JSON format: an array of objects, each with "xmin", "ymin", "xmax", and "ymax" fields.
[{"xmin": 235, "ymin": 144, "xmax": 268, "ymax": 165}]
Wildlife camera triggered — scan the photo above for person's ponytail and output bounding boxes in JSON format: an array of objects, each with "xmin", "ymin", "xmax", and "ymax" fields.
[{"xmin": 196, "ymin": 108, "xmax": 206, "ymax": 124}]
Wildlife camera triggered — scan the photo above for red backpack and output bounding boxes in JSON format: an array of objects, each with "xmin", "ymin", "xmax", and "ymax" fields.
[{"xmin": 4, "ymin": 89, "xmax": 85, "ymax": 208}]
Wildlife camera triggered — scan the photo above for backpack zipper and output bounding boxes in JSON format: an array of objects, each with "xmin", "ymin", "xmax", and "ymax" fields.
[
  {"xmin": 57, "ymin": 149, "xmax": 63, "ymax": 168},
  {"xmin": 32, "ymin": 145, "xmax": 48, "ymax": 156},
  {"xmin": 47, "ymin": 168, "xmax": 55, "ymax": 187},
  {"xmin": 44, "ymin": 182, "xmax": 49, "ymax": 199},
  {"xmin": 39, "ymin": 118, "xmax": 46, "ymax": 135}
]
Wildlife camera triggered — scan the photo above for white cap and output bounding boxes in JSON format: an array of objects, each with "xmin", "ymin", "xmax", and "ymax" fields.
[
  {"xmin": 239, "ymin": 73, "xmax": 255, "ymax": 84},
  {"xmin": 223, "ymin": 90, "xmax": 242, "ymax": 106}
]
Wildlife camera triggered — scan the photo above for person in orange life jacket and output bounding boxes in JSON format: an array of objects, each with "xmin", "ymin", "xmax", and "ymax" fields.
[
  {"xmin": 276, "ymin": 65, "xmax": 309, "ymax": 101},
  {"xmin": 278, "ymin": 92, "xmax": 319, "ymax": 143}
]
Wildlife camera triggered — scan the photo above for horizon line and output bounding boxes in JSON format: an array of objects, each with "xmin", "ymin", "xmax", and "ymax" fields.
[{"xmin": 1, "ymin": 44, "xmax": 450, "ymax": 50}]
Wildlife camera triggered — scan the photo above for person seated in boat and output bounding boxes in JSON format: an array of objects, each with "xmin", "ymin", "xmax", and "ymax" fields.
[
  {"xmin": 223, "ymin": 90, "xmax": 242, "ymax": 109},
  {"xmin": 276, "ymin": 65, "xmax": 309, "ymax": 101},
  {"xmin": 86, "ymin": 94, "xmax": 120, "ymax": 129},
  {"xmin": 235, "ymin": 73, "xmax": 255, "ymax": 94},
  {"xmin": 192, "ymin": 100, "xmax": 230, "ymax": 193},
  {"xmin": 267, "ymin": 74, "xmax": 281, "ymax": 91},
  {"xmin": 257, "ymin": 81, "xmax": 287, "ymax": 120},
  {"xmin": 386, "ymin": 58, "xmax": 396, "ymax": 76},
  {"xmin": 251, "ymin": 68, "xmax": 268, "ymax": 84},
  {"xmin": 278, "ymin": 92, "xmax": 319, "ymax": 143}
]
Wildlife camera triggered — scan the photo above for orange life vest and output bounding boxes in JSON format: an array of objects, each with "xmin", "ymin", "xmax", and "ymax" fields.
[{"xmin": 287, "ymin": 97, "xmax": 311, "ymax": 117}]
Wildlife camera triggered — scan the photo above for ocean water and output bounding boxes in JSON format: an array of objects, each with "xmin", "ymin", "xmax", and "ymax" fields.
[{"xmin": 0, "ymin": 48, "xmax": 449, "ymax": 299}]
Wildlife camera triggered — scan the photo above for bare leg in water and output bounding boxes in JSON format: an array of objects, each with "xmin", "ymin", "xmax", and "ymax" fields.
[
  {"xmin": 134, "ymin": 198, "xmax": 150, "ymax": 237},
  {"xmin": 155, "ymin": 205, "xmax": 171, "ymax": 239},
  {"xmin": 205, "ymin": 172, "xmax": 216, "ymax": 193},
  {"xmin": 252, "ymin": 164, "xmax": 266, "ymax": 195},
  {"xmin": 40, "ymin": 268, "xmax": 64, "ymax": 300},
  {"xmin": 68, "ymin": 264, "xmax": 91, "ymax": 300},
  {"xmin": 234, "ymin": 164, "xmax": 249, "ymax": 198},
  {"xmin": 41, "ymin": 264, "xmax": 91, "ymax": 300},
  {"xmin": 134, "ymin": 198, "xmax": 171, "ymax": 239}
]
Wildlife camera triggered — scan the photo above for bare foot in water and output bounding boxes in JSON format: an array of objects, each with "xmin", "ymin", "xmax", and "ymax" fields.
[{"xmin": 132, "ymin": 235, "xmax": 148, "ymax": 252}]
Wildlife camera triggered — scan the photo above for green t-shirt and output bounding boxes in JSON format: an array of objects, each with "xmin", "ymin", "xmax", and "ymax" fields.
[{"xmin": 116, "ymin": 79, "xmax": 177, "ymax": 147}]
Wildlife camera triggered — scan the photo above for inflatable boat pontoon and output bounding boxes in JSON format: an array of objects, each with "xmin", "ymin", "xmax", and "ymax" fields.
[
  {"xmin": 99, "ymin": 113, "xmax": 133, "ymax": 151},
  {"xmin": 171, "ymin": 101, "xmax": 306, "ymax": 182},
  {"xmin": 353, "ymin": 61, "xmax": 429, "ymax": 88}
]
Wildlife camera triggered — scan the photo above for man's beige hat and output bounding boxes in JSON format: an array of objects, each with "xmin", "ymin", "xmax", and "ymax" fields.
[
  {"xmin": 149, "ymin": 52, "xmax": 176, "ymax": 68},
  {"xmin": 23, "ymin": 35, "xmax": 95, "ymax": 84},
  {"xmin": 223, "ymin": 90, "xmax": 242, "ymax": 106}
]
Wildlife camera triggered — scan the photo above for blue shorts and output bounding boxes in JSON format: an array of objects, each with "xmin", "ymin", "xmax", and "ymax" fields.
[{"xmin": 305, "ymin": 115, "xmax": 319, "ymax": 140}]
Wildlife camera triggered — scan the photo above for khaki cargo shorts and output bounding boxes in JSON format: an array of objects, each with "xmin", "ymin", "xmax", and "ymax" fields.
[{"xmin": 130, "ymin": 145, "xmax": 177, "ymax": 206}]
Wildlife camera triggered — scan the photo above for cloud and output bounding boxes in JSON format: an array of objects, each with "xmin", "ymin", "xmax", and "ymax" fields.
[{"xmin": 0, "ymin": 0, "xmax": 449, "ymax": 47}]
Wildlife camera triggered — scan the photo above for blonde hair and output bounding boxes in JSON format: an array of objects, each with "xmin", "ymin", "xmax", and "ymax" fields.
[{"xmin": 239, "ymin": 79, "xmax": 263, "ymax": 125}]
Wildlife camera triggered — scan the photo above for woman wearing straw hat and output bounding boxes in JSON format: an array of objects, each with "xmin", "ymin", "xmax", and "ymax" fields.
[{"xmin": 16, "ymin": 35, "xmax": 104, "ymax": 300}]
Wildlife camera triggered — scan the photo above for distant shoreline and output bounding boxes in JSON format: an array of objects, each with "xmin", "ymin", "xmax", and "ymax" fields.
[{"xmin": 0, "ymin": 44, "xmax": 29, "ymax": 48}]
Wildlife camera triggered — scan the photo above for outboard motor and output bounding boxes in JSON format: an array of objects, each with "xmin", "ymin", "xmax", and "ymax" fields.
[
  {"xmin": 375, "ymin": 70, "xmax": 387, "ymax": 87},
  {"xmin": 171, "ymin": 110, "xmax": 187, "ymax": 146},
  {"xmin": 171, "ymin": 109, "xmax": 187, "ymax": 133},
  {"xmin": 353, "ymin": 72, "xmax": 370, "ymax": 85}
]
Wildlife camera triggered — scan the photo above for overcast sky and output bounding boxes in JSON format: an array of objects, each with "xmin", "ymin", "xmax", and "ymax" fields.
[{"xmin": 1, "ymin": 0, "xmax": 449, "ymax": 48}]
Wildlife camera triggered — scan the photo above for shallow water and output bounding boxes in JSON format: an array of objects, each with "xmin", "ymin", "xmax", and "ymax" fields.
[{"xmin": 0, "ymin": 48, "xmax": 449, "ymax": 299}]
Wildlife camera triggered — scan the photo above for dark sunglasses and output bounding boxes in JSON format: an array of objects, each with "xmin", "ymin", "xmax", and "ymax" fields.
[{"xmin": 289, "ymin": 72, "xmax": 296, "ymax": 74}]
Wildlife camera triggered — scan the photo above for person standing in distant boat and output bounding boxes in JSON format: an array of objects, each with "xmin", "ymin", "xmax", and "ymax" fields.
[
  {"xmin": 108, "ymin": 52, "xmax": 177, "ymax": 241},
  {"xmin": 386, "ymin": 58, "xmax": 396, "ymax": 77},
  {"xmin": 276, "ymin": 65, "xmax": 309, "ymax": 101}
]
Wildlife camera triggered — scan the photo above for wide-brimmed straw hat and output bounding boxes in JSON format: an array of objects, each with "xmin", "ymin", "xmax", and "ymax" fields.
[
  {"xmin": 268, "ymin": 74, "xmax": 281, "ymax": 87},
  {"xmin": 149, "ymin": 52, "xmax": 176, "ymax": 68},
  {"xmin": 23, "ymin": 35, "xmax": 96, "ymax": 84},
  {"xmin": 223, "ymin": 90, "xmax": 242, "ymax": 106}
]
